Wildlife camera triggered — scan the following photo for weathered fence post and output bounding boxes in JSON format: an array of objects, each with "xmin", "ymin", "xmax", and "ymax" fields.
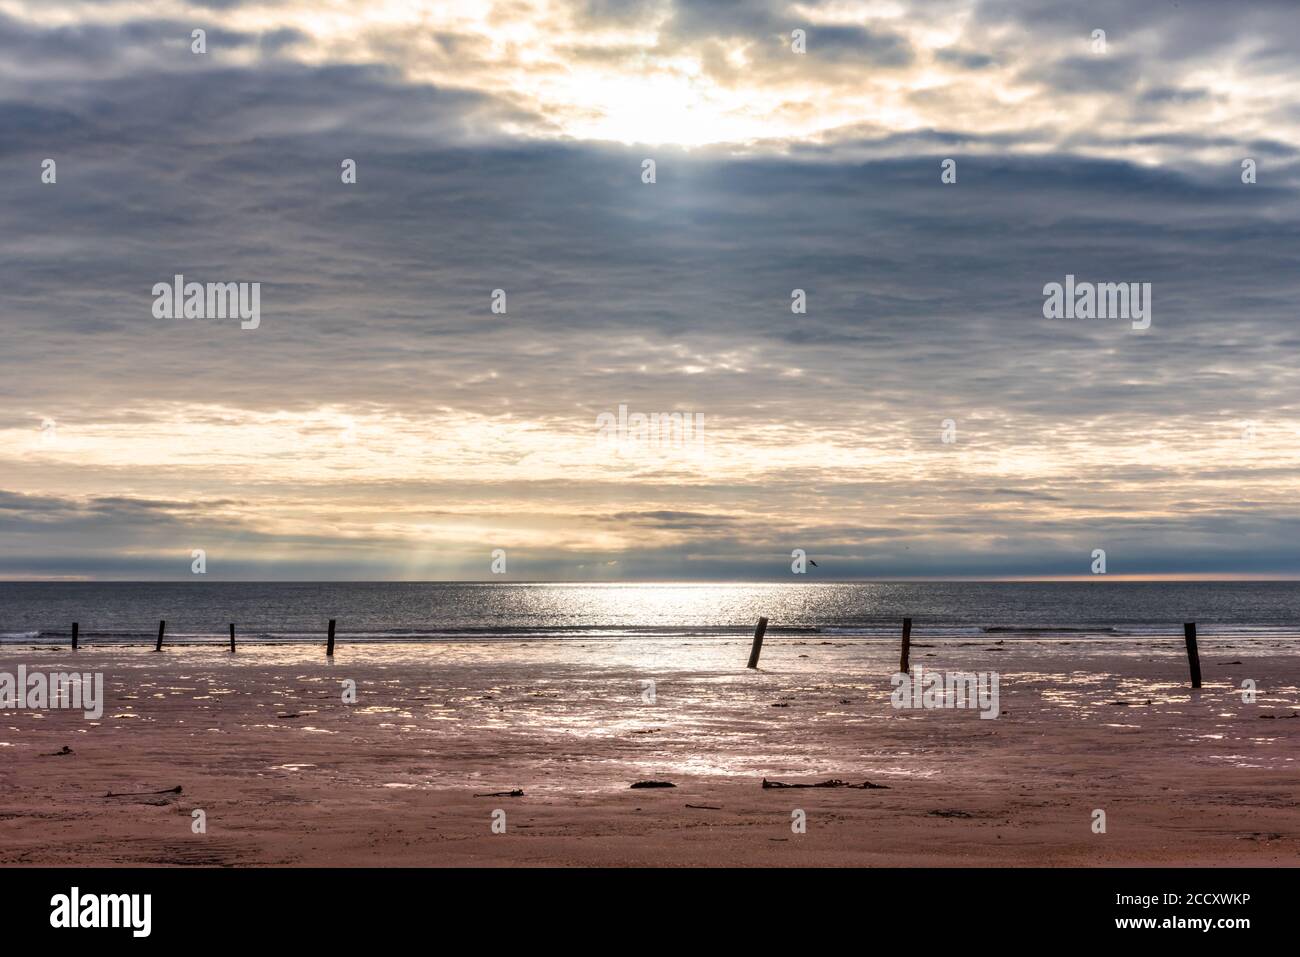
[
  {"xmin": 900, "ymin": 617, "xmax": 912, "ymax": 672},
  {"xmin": 327, "ymin": 618, "xmax": 337, "ymax": 657},
  {"xmin": 746, "ymin": 616, "xmax": 769, "ymax": 669},
  {"xmin": 71, "ymin": 622, "xmax": 78, "ymax": 651},
  {"xmin": 154, "ymin": 619, "xmax": 166, "ymax": 652},
  {"xmin": 229, "ymin": 623, "xmax": 236, "ymax": 653},
  {"xmin": 1183, "ymin": 622, "xmax": 1201, "ymax": 689}
]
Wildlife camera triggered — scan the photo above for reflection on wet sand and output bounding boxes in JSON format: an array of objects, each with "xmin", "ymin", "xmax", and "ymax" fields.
[{"xmin": 0, "ymin": 637, "xmax": 1295, "ymax": 865}]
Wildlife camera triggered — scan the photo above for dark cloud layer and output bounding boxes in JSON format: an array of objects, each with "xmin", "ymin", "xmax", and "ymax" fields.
[{"xmin": 1, "ymin": 2, "xmax": 1298, "ymax": 579}]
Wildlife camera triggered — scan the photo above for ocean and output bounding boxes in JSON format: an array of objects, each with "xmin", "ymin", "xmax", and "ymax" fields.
[{"xmin": 1, "ymin": 580, "xmax": 1298, "ymax": 645}]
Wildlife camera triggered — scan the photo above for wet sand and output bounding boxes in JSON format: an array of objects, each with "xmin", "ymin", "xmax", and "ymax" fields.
[{"xmin": 0, "ymin": 638, "xmax": 1296, "ymax": 866}]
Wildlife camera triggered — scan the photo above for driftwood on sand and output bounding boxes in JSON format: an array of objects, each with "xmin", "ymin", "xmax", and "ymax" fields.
[
  {"xmin": 105, "ymin": 785, "xmax": 183, "ymax": 797},
  {"xmin": 761, "ymin": 778, "xmax": 889, "ymax": 790}
]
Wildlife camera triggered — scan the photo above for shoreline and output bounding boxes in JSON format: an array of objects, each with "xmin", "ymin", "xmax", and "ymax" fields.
[{"xmin": 6, "ymin": 632, "xmax": 1300, "ymax": 647}]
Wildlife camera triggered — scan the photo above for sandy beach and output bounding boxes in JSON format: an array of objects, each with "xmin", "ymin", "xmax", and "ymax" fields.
[{"xmin": 1, "ymin": 637, "xmax": 1296, "ymax": 867}]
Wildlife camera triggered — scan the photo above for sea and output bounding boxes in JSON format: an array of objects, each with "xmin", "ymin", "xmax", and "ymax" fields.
[{"xmin": 1, "ymin": 581, "xmax": 1298, "ymax": 645}]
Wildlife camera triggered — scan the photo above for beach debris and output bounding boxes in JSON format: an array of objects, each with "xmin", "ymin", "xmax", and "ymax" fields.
[
  {"xmin": 928, "ymin": 809, "xmax": 973, "ymax": 818},
  {"xmin": 1259, "ymin": 712, "xmax": 1299, "ymax": 719},
  {"xmin": 277, "ymin": 712, "xmax": 303, "ymax": 719},
  {"xmin": 630, "ymin": 781, "xmax": 676, "ymax": 789},
  {"xmin": 630, "ymin": 728, "xmax": 661, "ymax": 735},
  {"xmin": 473, "ymin": 789, "xmax": 524, "ymax": 798},
  {"xmin": 685, "ymin": 804, "xmax": 722, "ymax": 810},
  {"xmin": 770, "ymin": 702, "xmax": 790, "ymax": 708},
  {"xmin": 761, "ymin": 778, "xmax": 889, "ymax": 790},
  {"xmin": 1240, "ymin": 832, "xmax": 1283, "ymax": 842},
  {"xmin": 40, "ymin": 745, "xmax": 74, "ymax": 757},
  {"xmin": 105, "ymin": 785, "xmax": 182, "ymax": 798},
  {"xmin": 1108, "ymin": 700, "xmax": 1131, "ymax": 706},
  {"xmin": 1218, "ymin": 660, "xmax": 1243, "ymax": 665}
]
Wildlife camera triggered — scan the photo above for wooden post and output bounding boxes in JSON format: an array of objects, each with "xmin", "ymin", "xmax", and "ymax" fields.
[
  {"xmin": 229, "ymin": 623, "xmax": 236, "ymax": 653},
  {"xmin": 1183, "ymin": 622, "xmax": 1201, "ymax": 689},
  {"xmin": 327, "ymin": 618, "xmax": 337, "ymax": 657},
  {"xmin": 900, "ymin": 617, "xmax": 912, "ymax": 672},
  {"xmin": 71, "ymin": 622, "xmax": 79, "ymax": 651},
  {"xmin": 154, "ymin": 619, "xmax": 166, "ymax": 652},
  {"xmin": 746, "ymin": 616, "xmax": 768, "ymax": 669}
]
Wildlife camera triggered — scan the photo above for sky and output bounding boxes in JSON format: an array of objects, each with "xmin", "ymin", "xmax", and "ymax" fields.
[{"xmin": 1, "ymin": 0, "xmax": 1299, "ymax": 581}]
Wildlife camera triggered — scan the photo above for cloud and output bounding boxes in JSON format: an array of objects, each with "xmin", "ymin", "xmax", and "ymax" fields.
[
  {"xmin": 0, "ymin": 1, "xmax": 1298, "ymax": 579},
  {"xmin": 4, "ymin": 1, "xmax": 1299, "ymax": 157}
]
